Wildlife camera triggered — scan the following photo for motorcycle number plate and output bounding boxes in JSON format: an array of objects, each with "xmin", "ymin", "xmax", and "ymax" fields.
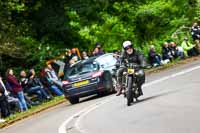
[{"xmin": 128, "ymin": 68, "xmax": 135, "ymax": 73}]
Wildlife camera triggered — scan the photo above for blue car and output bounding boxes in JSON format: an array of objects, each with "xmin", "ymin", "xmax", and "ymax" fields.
[{"xmin": 62, "ymin": 53, "xmax": 117, "ymax": 104}]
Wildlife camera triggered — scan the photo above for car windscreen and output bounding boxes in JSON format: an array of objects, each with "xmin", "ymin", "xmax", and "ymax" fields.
[
  {"xmin": 95, "ymin": 53, "xmax": 117, "ymax": 69},
  {"xmin": 64, "ymin": 62, "xmax": 99, "ymax": 79}
]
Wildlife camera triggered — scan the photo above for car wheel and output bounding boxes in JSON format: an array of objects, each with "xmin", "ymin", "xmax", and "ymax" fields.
[
  {"xmin": 68, "ymin": 97, "xmax": 79, "ymax": 104},
  {"xmin": 97, "ymin": 91, "xmax": 106, "ymax": 97}
]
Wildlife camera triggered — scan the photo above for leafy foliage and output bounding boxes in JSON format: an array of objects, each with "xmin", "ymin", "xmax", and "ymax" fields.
[{"xmin": 0, "ymin": 0, "xmax": 199, "ymax": 73}]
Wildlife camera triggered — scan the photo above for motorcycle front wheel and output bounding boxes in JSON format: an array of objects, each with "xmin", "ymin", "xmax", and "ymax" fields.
[{"xmin": 127, "ymin": 76, "xmax": 133, "ymax": 106}]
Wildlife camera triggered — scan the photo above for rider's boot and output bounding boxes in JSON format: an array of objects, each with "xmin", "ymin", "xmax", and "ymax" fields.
[
  {"xmin": 138, "ymin": 86, "xmax": 143, "ymax": 96},
  {"xmin": 135, "ymin": 97, "xmax": 139, "ymax": 102},
  {"xmin": 116, "ymin": 85, "xmax": 122, "ymax": 96}
]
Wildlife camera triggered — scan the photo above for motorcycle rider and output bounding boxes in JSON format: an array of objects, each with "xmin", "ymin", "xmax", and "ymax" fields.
[{"xmin": 116, "ymin": 40, "xmax": 146, "ymax": 98}]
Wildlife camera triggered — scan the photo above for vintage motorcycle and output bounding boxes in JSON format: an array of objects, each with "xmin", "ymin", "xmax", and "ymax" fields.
[{"xmin": 122, "ymin": 63, "xmax": 143, "ymax": 106}]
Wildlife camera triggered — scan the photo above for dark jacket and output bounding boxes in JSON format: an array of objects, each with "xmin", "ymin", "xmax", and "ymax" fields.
[
  {"xmin": 162, "ymin": 47, "xmax": 172, "ymax": 60},
  {"xmin": 0, "ymin": 85, "xmax": 6, "ymax": 101},
  {"xmin": 191, "ymin": 26, "xmax": 200, "ymax": 40},
  {"xmin": 121, "ymin": 49, "xmax": 146, "ymax": 68},
  {"xmin": 28, "ymin": 76, "xmax": 43, "ymax": 88},
  {"xmin": 40, "ymin": 69, "xmax": 52, "ymax": 88},
  {"xmin": 169, "ymin": 46, "xmax": 178, "ymax": 58},
  {"xmin": 71, "ymin": 53, "xmax": 80, "ymax": 60},
  {"xmin": 64, "ymin": 56, "xmax": 71, "ymax": 70},
  {"xmin": 6, "ymin": 74, "xmax": 22, "ymax": 94},
  {"xmin": 148, "ymin": 50, "xmax": 160, "ymax": 65},
  {"xmin": 20, "ymin": 77, "xmax": 29, "ymax": 93},
  {"xmin": 93, "ymin": 50, "xmax": 104, "ymax": 56},
  {"xmin": 0, "ymin": 84, "xmax": 10, "ymax": 118}
]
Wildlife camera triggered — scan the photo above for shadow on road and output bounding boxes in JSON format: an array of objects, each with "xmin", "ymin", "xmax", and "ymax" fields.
[
  {"xmin": 80, "ymin": 93, "xmax": 113, "ymax": 103},
  {"xmin": 132, "ymin": 89, "xmax": 181, "ymax": 106}
]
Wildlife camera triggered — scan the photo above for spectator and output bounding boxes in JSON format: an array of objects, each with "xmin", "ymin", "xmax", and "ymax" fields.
[
  {"xmin": 0, "ymin": 77, "xmax": 10, "ymax": 118},
  {"xmin": 70, "ymin": 58, "xmax": 79, "ymax": 66},
  {"xmin": 92, "ymin": 47, "xmax": 100, "ymax": 56},
  {"xmin": 45, "ymin": 64, "xmax": 63, "ymax": 87},
  {"xmin": 148, "ymin": 45, "xmax": 162, "ymax": 67},
  {"xmin": 92, "ymin": 42, "xmax": 104, "ymax": 56},
  {"xmin": 71, "ymin": 48, "xmax": 80, "ymax": 62},
  {"xmin": 191, "ymin": 22, "xmax": 200, "ymax": 41},
  {"xmin": 169, "ymin": 42, "xmax": 178, "ymax": 59},
  {"xmin": 27, "ymin": 69, "xmax": 52, "ymax": 102},
  {"xmin": 41, "ymin": 64, "xmax": 63, "ymax": 96},
  {"xmin": 162, "ymin": 42, "xmax": 173, "ymax": 63},
  {"xmin": 20, "ymin": 71, "xmax": 30, "ymax": 93},
  {"xmin": 65, "ymin": 48, "xmax": 80, "ymax": 66},
  {"xmin": 64, "ymin": 49, "xmax": 72, "ymax": 70},
  {"xmin": 191, "ymin": 23, "xmax": 200, "ymax": 52},
  {"xmin": 1, "ymin": 76, "xmax": 20, "ymax": 114},
  {"xmin": 82, "ymin": 51, "xmax": 89, "ymax": 60},
  {"xmin": 96, "ymin": 42, "xmax": 104, "ymax": 54},
  {"xmin": 170, "ymin": 42, "xmax": 185, "ymax": 59},
  {"xmin": 181, "ymin": 37, "xmax": 199, "ymax": 57},
  {"xmin": 6, "ymin": 69, "xmax": 28, "ymax": 112},
  {"xmin": 20, "ymin": 70, "xmax": 48, "ymax": 105}
]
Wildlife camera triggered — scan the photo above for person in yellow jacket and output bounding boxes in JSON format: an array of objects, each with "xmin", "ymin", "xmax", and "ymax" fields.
[{"xmin": 181, "ymin": 37, "xmax": 199, "ymax": 57}]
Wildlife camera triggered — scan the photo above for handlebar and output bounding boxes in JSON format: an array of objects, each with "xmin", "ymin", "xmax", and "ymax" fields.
[{"xmin": 126, "ymin": 63, "xmax": 140, "ymax": 69}]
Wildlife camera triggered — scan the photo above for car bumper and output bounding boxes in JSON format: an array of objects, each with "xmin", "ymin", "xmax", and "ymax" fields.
[{"xmin": 64, "ymin": 81, "xmax": 104, "ymax": 98}]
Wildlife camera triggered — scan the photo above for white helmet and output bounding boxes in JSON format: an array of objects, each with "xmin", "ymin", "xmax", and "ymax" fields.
[{"xmin": 123, "ymin": 40, "xmax": 132, "ymax": 49}]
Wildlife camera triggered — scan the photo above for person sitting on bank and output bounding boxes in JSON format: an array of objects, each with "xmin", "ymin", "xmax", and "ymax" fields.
[
  {"xmin": 162, "ymin": 42, "xmax": 173, "ymax": 63},
  {"xmin": 27, "ymin": 69, "xmax": 52, "ymax": 102},
  {"xmin": 6, "ymin": 69, "xmax": 28, "ymax": 112},
  {"xmin": 169, "ymin": 42, "xmax": 185, "ymax": 59},
  {"xmin": 181, "ymin": 37, "xmax": 199, "ymax": 57},
  {"xmin": 41, "ymin": 64, "xmax": 63, "ymax": 96},
  {"xmin": 191, "ymin": 22, "xmax": 200, "ymax": 41},
  {"xmin": 0, "ymin": 77, "xmax": 10, "ymax": 118},
  {"xmin": 148, "ymin": 45, "xmax": 162, "ymax": 67},
  {"xmin": 1, "ymin": 75, "xmax": 20, "ymax": 114}
]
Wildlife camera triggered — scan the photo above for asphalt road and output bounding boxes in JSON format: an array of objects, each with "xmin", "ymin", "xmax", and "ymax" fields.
[{"xmin": 1, "ymin": 59, "xmax": 200, "ymax": 133}]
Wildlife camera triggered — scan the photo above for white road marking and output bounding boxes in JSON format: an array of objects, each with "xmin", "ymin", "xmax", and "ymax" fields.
[
  {"xmin": 143, "ymin": 65, "xmax": 200, "ymax": 87},
  {"xmin": 58, "ymin": 98, "xmax": 114, "ymax": 133},
  {"xmin": 58, "ymin": 65, "xmax": 200, "ymax": 133}
]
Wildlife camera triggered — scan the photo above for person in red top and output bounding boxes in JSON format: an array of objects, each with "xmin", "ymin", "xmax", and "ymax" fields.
[{"xmin": 6, "ymin": 69, "xmax": 28, "ymax": 112}]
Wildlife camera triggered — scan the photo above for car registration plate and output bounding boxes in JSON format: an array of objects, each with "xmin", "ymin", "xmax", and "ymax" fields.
[{"xmin": 74, "ymin": 80, "xmax": 89, "ymax": 87}]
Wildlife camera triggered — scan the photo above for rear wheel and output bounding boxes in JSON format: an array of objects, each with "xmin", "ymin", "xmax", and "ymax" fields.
[
  {"xmin": 127, "ymin": 76, "xmax": 133, "ymax": 106},
  {"xmin": 68, "ymin": 97, "xmax": 79, "ymax": 104}
]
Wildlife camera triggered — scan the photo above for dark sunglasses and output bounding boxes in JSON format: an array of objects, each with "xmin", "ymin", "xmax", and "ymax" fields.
[{"xmin": 125, "ymin": 46, "xmax": 132, "ymax": 50}]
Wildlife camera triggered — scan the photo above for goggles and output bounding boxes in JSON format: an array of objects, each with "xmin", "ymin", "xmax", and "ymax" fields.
[{"xmin": 124, "ymin": 46, "xmax": 132, "ymax": 50}]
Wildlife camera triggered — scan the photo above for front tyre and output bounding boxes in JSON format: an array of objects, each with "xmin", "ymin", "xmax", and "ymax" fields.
[
  {"xmin": 127, "ymin": 76, "xmax": 133, "ymax": 106},
  {"xmin": 68, "ymin": 97, "xmax": 79, "ymax": 104}
]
